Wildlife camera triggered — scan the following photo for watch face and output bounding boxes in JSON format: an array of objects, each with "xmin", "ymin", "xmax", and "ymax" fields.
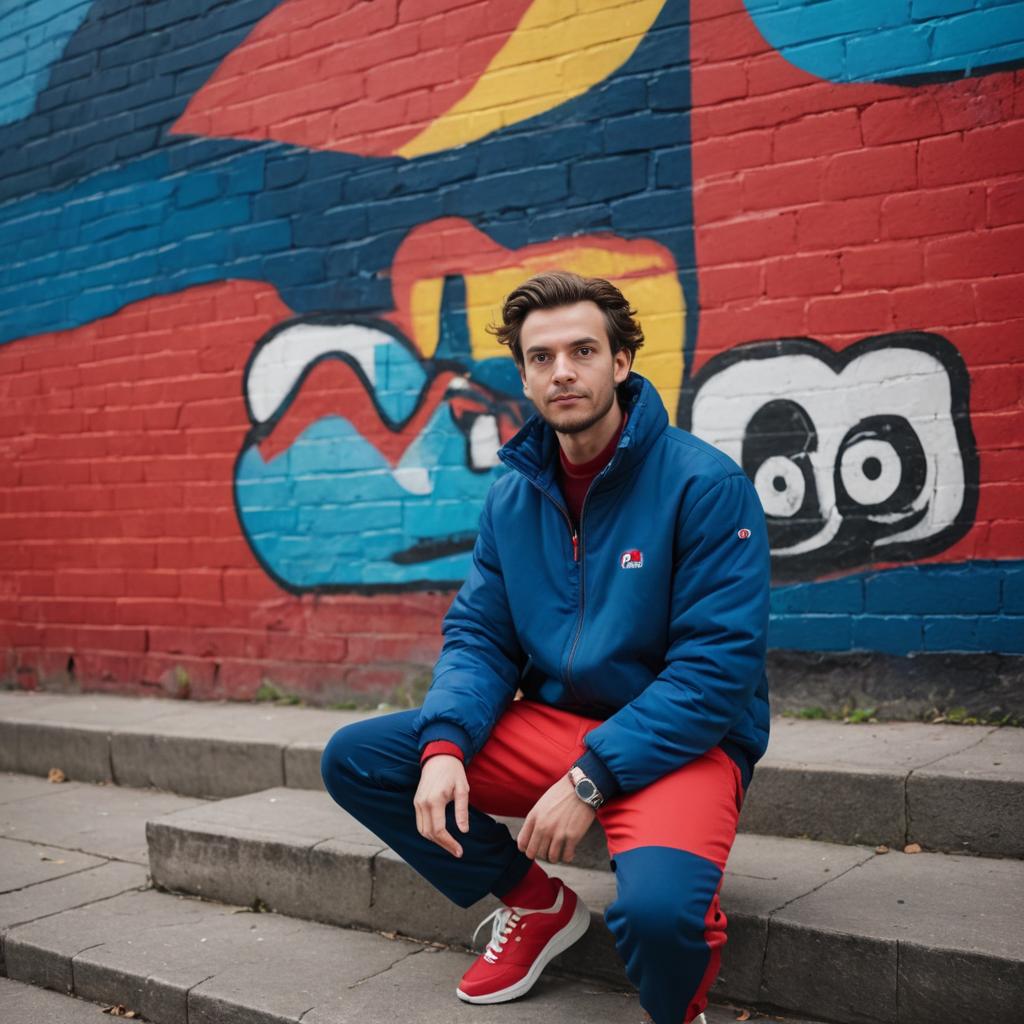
[{"xmin": 575, "ymin": 779, "xmax": 598, "ymax": 803}]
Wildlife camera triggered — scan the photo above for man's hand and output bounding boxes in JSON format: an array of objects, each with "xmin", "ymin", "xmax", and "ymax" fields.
[
  {"xmin": 518, "ymin": 774, "xmax": 596, "ymax": 864},
  {"xmin": 414, "ymin": 754, "xmax": 470, "ymax": 858}
]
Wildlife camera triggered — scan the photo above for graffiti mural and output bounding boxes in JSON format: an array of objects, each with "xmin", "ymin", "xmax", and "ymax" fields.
[
  {"xmin": 680, "ymin": 333, "xmax": 978, "ymax": 578},
  {"xmin": 0, "ymin": 0, "xmax": 1022, "ymax": 699}
]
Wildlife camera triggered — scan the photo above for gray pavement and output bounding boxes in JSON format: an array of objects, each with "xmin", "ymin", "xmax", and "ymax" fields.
[{"xmin": 1, "ymin": 691, "xmax": 1020, "ymax": 855}]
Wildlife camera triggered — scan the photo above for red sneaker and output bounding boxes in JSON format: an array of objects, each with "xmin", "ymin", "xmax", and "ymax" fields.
[{"xmin": 456, "ymin": 878, "xmax": 590, "ymax": 1004}]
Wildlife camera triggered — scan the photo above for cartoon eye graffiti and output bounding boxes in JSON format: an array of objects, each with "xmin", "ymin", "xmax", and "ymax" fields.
[{"xmin": 678, "ymin": 333, "xmax": 978, "ymax": 578}]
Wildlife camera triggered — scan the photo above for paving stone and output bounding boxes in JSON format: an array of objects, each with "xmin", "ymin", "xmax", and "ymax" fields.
[
  {"xmin": 0, "ymin": 976, "xmax": 125, "ymax": 1023},
  {"xmin": 0, "ymin": 837, "xmax": 106, "ymax": 891},
  {"xmin": 0, "ymin": 771, "xmax": 85, "ymax": 805},
  {"xmin": 762, "ymin": 845, "xmax": 1024, "ymax": 1024},
  {"xmin": 0, "ymin": 777, "xmax": 205, "ymax": 864},
  {"xmin": 148, "ymin": 789, "xmax": 382, "ymax": 929},
  {"xmin": 0, "ymin": 720, "xmax": 113, "ymax": 785},
  {"xmin": 111, "ymin": 705, "xmax": 368, "ymax": 799},
  {"xmin": 908, "ymin": 727, "xmax": 1024, "ymax": 857},
  {"xmin": 739, "ymin": 719, "xmax": 998, "ymax": 849}
]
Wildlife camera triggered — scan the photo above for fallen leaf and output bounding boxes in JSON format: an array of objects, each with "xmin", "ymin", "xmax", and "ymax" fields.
[
  {"xmin": 736, "ymin": 1011, "xmax": 752, "ymax": 1021},
  {"xmin": 875, "ymin": 845, "xmax": 889, "ymax": 854},
  {"xmin": 38, "ymin": 854, "xmax": 65, "ymax": 863},
  {"xmin": 101, "ymin": 1004, "xmax": 138, "ymax": 1017},
  {"xmin": 47, "ymin": 768, "xmax": 66, "ymax": 783},
  {"xmin": 903, "ymin": 842, "xmax": 922, "ymax": 854}
]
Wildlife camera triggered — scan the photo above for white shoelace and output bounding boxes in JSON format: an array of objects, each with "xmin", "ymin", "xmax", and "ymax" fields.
[
  {"xmin": 472, "ymin": 906, "xmax": 522, "ymax": 964},
  {"xmin": 471, "ymin": 887, "xmax": 565, "ymax": 964}
]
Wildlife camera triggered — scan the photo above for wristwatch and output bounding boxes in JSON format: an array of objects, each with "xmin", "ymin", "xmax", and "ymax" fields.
[{"xmin": 568, "ymin": 765, "xmax": 604, "ymax": 809}]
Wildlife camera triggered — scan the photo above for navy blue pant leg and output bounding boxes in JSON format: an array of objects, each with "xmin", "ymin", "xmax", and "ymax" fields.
[
  {"xmin": 320, "ymin": 710, "xmax": 531, "ymax": 908},
  {"xmin": 605, "ymin": 846, "xmax": 726, "ymax": 1024}
]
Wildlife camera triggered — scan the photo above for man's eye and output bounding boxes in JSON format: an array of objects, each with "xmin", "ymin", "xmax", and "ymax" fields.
[{"xmin": 578, "ymin": 347, "xmax": 592, "ymax": 356}]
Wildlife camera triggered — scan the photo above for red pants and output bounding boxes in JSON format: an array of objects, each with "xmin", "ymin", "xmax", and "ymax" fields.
[{"xmin": 322, "ymin": 698, "xmax": 747, "ymax": 1024}]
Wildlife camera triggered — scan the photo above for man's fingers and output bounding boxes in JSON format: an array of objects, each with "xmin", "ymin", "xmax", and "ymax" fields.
[
  {"xmin": 517, "ymin": 816, "xmax": 533, "ymax": 855},
  {"xmin": 455, "ymin": 784, "xmax": 470, "ymax": 834},
  {"xmin": 429, "ymin": 802, "xmax": 462, "ymax": 858}
]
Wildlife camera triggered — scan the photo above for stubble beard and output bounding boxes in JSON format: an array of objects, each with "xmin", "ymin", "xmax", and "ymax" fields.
[{"xmin": 538, "ymin": 385, "xmax": 617, "ymax": 436}]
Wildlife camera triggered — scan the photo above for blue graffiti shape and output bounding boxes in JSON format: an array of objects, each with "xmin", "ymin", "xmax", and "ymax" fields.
[
  {"xmin": 0, "ymin": 0, "xmax": 97, "ymax": 125},
  {"xmin": 743, "ymin": 0, "xmax": 1024, "ymax": 84},
  {"xmin": 234, "ymin": 315, "xmax": 528, "ymax": 591}
]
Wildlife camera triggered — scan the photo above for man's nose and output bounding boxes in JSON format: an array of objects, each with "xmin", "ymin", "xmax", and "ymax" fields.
[{"xmin": 551, "ymin": 353, "xmax": 576, "ymax": 382}]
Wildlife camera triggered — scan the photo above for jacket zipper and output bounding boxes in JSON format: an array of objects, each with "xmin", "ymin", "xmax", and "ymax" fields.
[{"xmin": 563, "ymin": 447, "xmax": 625, "ymax": 696}]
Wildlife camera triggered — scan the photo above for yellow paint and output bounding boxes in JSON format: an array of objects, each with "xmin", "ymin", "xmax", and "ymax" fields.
[
  {"xmin": 396, "ymin": 0, "xmax": 667, "ymax": 159},
  {"xmin": 410, "ymin": 247, "xmax": 685, "ymax": 424}
]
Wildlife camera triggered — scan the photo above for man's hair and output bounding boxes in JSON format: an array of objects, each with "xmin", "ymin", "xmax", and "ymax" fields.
[{"xmin": 489, "ymin": 270, "xmax": 645, "ymax": 368}]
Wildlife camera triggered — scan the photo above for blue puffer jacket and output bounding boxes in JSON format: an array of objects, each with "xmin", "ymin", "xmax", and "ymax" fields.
[{"xmin": 415, "ymin": 371, "xmax": 771, "ymax": 798}]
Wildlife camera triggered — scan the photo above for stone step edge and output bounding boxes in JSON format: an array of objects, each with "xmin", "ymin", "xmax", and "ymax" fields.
[{"xmin": 1, "ymin": 695, "xmax": 1019, "ymax": 858}]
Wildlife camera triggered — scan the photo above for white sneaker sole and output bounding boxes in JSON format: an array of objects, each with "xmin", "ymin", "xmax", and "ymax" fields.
[{"xmin": 455, "ymin": 896, "xmax": 591, "ymax": 1004}]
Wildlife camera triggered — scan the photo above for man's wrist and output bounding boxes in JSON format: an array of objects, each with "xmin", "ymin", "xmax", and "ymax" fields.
[
  {"xmin": 574, "ymin": 747, "xmax": 620, "ymax": 802},
  {"xmin": 567, "ymin": 765, "xmax": 604, "ymax": 809}
]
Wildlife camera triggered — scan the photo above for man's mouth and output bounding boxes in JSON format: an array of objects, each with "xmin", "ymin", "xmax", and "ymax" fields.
[{"xmin": 552, "ymin": 393, "xmax": 585, "ymax": 404}]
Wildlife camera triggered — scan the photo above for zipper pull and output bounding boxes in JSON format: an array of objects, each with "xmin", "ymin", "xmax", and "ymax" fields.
[{"xmin": 572, "ymin": 530, "xmax": 579, "ymax": 562}]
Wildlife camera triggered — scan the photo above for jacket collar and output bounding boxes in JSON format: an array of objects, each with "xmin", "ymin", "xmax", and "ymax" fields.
[{"xmin": 497, "ymin": 371, "xmax": 668, "ymax": 492}]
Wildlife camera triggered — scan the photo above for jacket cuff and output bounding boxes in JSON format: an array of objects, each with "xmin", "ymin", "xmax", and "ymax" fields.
[
  {"xmin": 574, "ymin": 747, "xmax": 621, "ymax": 802},
  {"xmin": 418, "ymin": 721, "xmax": 473, "ymax": 761},
  {"xmin": 420, "ymin": 740, "xmax": 465, "ymax": 765}
]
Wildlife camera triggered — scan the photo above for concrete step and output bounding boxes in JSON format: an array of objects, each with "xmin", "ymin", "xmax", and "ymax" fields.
[
  {"xmin": 2, "ymin": 690, "xmax": 1021, "ymax": 858},
  {"xmin": 0, "ymin": 770, "xmax": 827, "ymax": 1024},
  {"xmin": 144, "ymin": 784, "xmax": 1024, "ymax": 1024}
]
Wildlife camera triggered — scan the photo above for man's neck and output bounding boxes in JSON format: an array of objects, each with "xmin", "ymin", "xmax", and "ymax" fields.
[{"xmin": 557, "ymin": 399, "xmax": 624, "ymax": 465}]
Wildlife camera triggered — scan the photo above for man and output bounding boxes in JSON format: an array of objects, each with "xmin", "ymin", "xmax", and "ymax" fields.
[{"xmin": 321, "ymin": 271, "xmax": 771, "ymax": 1024}]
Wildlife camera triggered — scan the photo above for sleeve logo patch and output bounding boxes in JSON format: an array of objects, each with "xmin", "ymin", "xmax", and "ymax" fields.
[
  {"xmin": 738, "ymin": 529, "xmax": 751, "ymax": 539},
  {"xmin": 620, "ymin": 549, "xmax": 644, "ymax": 569}
]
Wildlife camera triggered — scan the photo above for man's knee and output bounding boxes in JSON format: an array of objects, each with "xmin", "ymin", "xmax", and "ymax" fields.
[
  {"xmin": 320, "ymin": 711, "xmax": 420, "ymax": 800},
  {"xmin": 606, "ymin": 847, "xmax": 724, "ymax": 954}
]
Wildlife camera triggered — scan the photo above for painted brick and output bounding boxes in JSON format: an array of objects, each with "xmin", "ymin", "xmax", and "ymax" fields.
[
  {"xmin": 823, "ymin": 144, "xmax": 917, "ymax": 199},
  {"xmin": 771, "ymin": 577, "xmax": 864, "ymax": 614},
  {"xmin": 892, "ymin": 281, "xmax": 977, "ymax": 330},
  {"xmin": 570, "ymin": 154, "xmax": 648, "ymax": 203},
  {"xmin": 851, "ymin": 616, "xmax": 922, "ymax": 656},
  {"xmin": 796, "ymin": 197, "xmax": 882, "ymax": 249},
  {"xmin": 881, "ymin": 185, "xmax": 986, "ymax": 239},
  {"xmin": 925, "ymin": 224, "xmax": 1024, "ymax": 280},
  {"xmin": 923, "ymin": 616, "xmax": 1024, "ymax": 654},
  {"xmin": 841, "ymin": 242, "xmax": 923, "ymax": 290},
  {"xmin": 866, "ymin": 568, "xmax": 1001, "ymax": 615},
  {"xmin": 806, "ymin": 291, "xmax": 893, "ymax": 335},
  {"xmin": 1004, "ymin": 570, "xmax": 1024, "ymax": 614},
  {"xmin": 774, "ymin": 109, "xmax": 862, "ymax": 162},
  {"xmin": 765, "ymin": 252, "xmax": 840, "ymax": 298},
  {"xmin": 740, "ymin": 159, "xmax": 822, "ymax": 212},
  {"xmin": 768, "ymin": 614, "xmax": 852, "ymax": 651},
  {"xmin": 987, "ymin": 178, "xmax": 1024, "ymax": 227}
]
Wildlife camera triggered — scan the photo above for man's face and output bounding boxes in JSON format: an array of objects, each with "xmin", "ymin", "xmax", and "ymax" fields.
[{"xmin": 518, "ymin": 301, "xmax": 632, "ymax": 435}]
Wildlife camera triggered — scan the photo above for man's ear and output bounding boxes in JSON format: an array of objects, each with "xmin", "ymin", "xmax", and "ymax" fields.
[{"xmin": 614, "ymin": 347, "xmax": 632, "ymax": 383}]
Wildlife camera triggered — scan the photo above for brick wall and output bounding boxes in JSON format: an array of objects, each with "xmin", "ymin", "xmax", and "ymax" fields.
[{"xmin": 1, "ymin": 0, "xmax": 1021, "ymax": 702}]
